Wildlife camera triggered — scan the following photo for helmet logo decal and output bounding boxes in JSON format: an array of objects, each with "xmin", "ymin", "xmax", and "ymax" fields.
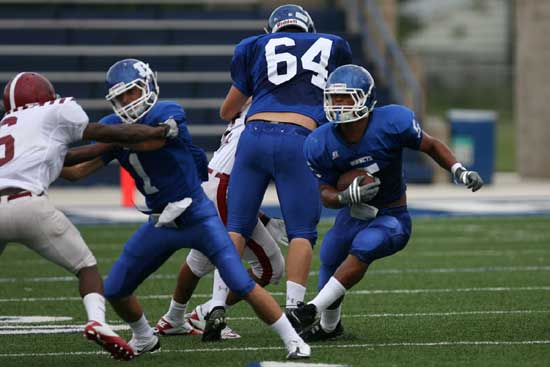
[{"xmin": 133, "ymin": 62, "xmax": 150, "ymax": 78}]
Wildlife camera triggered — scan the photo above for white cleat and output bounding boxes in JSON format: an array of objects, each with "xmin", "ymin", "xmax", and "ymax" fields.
[
  {"xmin": 265, "ymin": 217, "xmax": 289, "ymax": 247},
  {"xmin": 128, "ymin": 334, "xmax": 161, "ymax": 356},
  {"xmin": 220, "ymin": 326, "xmax": 241, "ymax": 340},
  {"xmin": 154, "ymin": 316, "xmax": 202, "ymax": 336},
  {"xmin": 285, "ymin": 338, "xmax": 311, "ymax": 359},
  {"xmin": 186, "ymin": 304, "xmax": 208, "ymax": 331}
]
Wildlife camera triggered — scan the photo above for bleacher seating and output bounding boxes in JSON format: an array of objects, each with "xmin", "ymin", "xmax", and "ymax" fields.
[
  {"xmin": 0, "ymin": 2, "xmax": 372, "ymax": 124},
  {"xmin": 0, "ymin": 0, "xmax": 414, "ymax": 186}
]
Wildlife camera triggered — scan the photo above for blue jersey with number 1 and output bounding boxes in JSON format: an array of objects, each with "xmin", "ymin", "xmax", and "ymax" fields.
[
  {"xmin": 100, "ymin": 101, "xmax": 208, "ymax": 212},
  {"xmin": 231, "ymin": 32, "xmax": 352, "ymax": 125}
]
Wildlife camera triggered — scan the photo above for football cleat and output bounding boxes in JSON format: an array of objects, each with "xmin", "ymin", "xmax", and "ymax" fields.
[
  {"xmin": 187, "ymin": 304, "xmax": 241, "ymax": 339},
  {"xmin": 154, "ymin": 317, "xmax": 202, "ymax": 336},
  {"xmin": 285, "ymin": 302, "xmax": 318, "ymax": 333},
  {"xmin": 128, "ymin": 334, "xmax": 161, "ymax": 356},
  {"xmin": 285, "ymin": 338, "xmax": 311, "ymax": 359},
  {"xmin": 83, "ymin": 320, "xmax": 134, "ymax": 361},
  {"xmin": 187, "ymin": 303, "xmax": 208, "ymax": 331},
  {"xmin": 265, "ymin": 217, "xmax": 289, "ymax": 246},
  {"xmin": 301, "ymin": 320, "xmax": 344, "ymax": 342},
  {"xmin": 202, "ymin": 306, "xmax": 227, "ymax": 342}
]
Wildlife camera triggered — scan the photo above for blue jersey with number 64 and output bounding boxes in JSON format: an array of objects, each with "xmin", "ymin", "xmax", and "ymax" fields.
[
  {"xmin": 99, "ymin": 101, "xmax": 208, "ymax": 211},
  {"xmin": 231, "ymin": 32, "xmax": 352, "ymax": 125}
]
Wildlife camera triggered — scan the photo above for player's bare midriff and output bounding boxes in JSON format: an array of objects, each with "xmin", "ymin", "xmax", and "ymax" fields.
[{"xmin": 247, "ymin": 112, "xmax": 317, "ymax": 131}]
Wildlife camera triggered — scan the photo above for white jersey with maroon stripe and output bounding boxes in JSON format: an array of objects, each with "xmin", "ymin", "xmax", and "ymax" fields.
[
  {"xmin": 207, "ymin": 106, "xmax": 249, "ymax": 175},
  {"xmin": 0, "ymin": 98, "xmax": 88, "ymax": 194}
]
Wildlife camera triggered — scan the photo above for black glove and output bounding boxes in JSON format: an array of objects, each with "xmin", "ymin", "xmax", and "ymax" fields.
[
  {"xmin": 453, "ymin": 166, "xmax": 484, "ymax": 192},
  {"xmin": 337, "ymin": 176, "xmax": 381, "ymax": 206}
]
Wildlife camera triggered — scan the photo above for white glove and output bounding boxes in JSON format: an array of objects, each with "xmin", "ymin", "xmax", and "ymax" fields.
[
  {"xmin": 337, "ymin": 176, "xmax": 381, "ymax": 206},
  {"xmin": 159, "ymin": 118, "xmax": 179, "ymax": 139}
]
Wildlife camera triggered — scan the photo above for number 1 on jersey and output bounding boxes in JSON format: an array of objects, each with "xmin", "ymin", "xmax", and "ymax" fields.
[
  {"xmin": 265, "ymin": 37, "xmax": 333, "ymax": 88},
  {"xmin": 129, "ymin": 153, "xmax": 159, "ymax": 194}
]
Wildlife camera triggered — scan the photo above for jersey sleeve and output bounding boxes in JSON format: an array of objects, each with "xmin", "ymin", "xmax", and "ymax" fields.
[
  {"xmin": 333, "ymin": 37, "xmax": 353, "ymax": 67},
  {"xmin": 149, "ymin": 101, "xmax": 190, "ymax": 140},
  {"xmin": 393, "ymin": 106, "xmax": 423, "ymax": 150},
  {"xmin": 230, "ymin": 39, "xmax": 253, "ymax": 97},
  {"xmin": 189, "ymin": 144, "xmax": 209, "ymax": 182},
  {"xmin": 303, "ymin": 133, "xmax": 339, "ymax": 186},
  {"xmin": 56, "ymin": 98, "xmax": 89, "ymax": 143}
]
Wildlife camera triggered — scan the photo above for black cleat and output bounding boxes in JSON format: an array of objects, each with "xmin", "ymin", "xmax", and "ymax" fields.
[
  {"xmin": 285, "ymin": 302, "xmax": 318, "ymax": 333},
  {"xmin": 202, "ymin": 306, "xmax": 227, "ymax": 342},
  {"xmin": 301, "ymin": 320, "xmax": 344, "ymax": 342}
]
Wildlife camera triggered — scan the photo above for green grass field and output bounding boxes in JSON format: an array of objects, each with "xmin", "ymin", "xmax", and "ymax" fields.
[{"xmin": 1, "ymin": 216, "xmax": 549, "ymax": 367}]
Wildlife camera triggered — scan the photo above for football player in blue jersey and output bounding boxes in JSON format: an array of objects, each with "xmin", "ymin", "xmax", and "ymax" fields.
[
  {"xmin": 220, "ymin": 4, "xmax": 353, "ymax": 316},
  {"xmin": 61, "ymin": 58, "xmax": 311, "ymax": 359},
  {"xmin": 286, "ymin": 64, "xmax": 484, "ymax": 340}
]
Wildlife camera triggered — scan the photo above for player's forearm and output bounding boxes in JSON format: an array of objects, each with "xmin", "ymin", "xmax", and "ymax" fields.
[
  {"xmin": 60, "ymin": 158, "xmax": 104, "ymax": 181},
  {"xmin": 83, "ymin": 122, "xmax": 167, "ymax": 144},
  {"xmin": 320, "ymin": 185, "xmax": 345, "ymax": 209},
  {"xmin": 420, "ymin": 135, "xmax": 457, "ymax": 172},
  {"xmin": 64, "ymin": 143, "xmax": 114, "ymax": 167}
]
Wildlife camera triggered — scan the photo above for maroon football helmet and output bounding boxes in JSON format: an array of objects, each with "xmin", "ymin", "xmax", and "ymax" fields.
[{"xmin": 3, "ymin": 72, "xmax": 56, "ymax": 112}]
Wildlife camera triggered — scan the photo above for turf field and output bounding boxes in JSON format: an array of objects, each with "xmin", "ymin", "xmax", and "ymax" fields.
[{"xmin": 0, "ymin": 216, "xmax": 549, "ymax": 367}]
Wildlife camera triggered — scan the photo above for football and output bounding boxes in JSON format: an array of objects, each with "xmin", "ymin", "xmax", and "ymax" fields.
[{"xmin": 336, "ymin": 169, "xmax": 375, "ymax": 191}]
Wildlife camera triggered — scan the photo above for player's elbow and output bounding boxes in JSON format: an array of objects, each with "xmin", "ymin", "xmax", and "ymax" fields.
[{"xmin": 219, "ymin": 105, "xmax": 234, "ymax": 121}]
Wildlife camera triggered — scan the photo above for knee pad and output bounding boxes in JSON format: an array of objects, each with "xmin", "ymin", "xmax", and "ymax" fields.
[
  {"xmin": 186, "ymin": 249, "xmax": 215, "ymax": 278},
  {"xmin": 246, "ymin": 248, "xmax": 285, "ymax": 285}
]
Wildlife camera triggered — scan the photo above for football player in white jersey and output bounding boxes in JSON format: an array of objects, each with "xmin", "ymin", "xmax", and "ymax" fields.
[
  {"xmin": 154, "ymin": 102, "xmax": 290, "ymax": 341},
  {"xmin": 0, "ymin": 72, "xmax": 178, "ymax": 361}
]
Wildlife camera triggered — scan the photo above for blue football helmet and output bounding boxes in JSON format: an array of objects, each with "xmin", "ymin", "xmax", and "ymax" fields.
[
  {"xmin": 324, "ymin": 64, "xmax": 377, "ymax": 124},
  {"xmin": 266, "ymin": 4, "xmax": 316, "ymax": 33},
  {"xmin": 105, "ymin": 58, "xmax": 159, "ymax": 123}
]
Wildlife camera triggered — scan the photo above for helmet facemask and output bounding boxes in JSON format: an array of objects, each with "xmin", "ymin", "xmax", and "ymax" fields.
[
  {"xmin": 324, "ymin": 83, "xmax": 376, "ymax": 124},
  {"xmin": 105, "ymin": 73, "xmax": 158, "ymax": 124}
]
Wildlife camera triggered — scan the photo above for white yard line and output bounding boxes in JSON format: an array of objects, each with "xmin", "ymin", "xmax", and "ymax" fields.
[
  {"xmin": 0, "ymin": 286, "xmax": 549, "ymax": 303},
  {"xmin": 1, "ymin": 340, "xmax": 549, "ymax": 357},
  {"xmin": 223, "ymin": 310, "xmax": 550, "ymax": 321},
  {"xmin": 1, "ymin": 309, "xmax": 547, "ymax": 325},
  {"xmin": 2, "ymin": 265, "xmax": 550, "ymax": 283}
]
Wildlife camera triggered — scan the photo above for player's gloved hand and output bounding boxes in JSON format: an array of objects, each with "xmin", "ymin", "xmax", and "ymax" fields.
[
  {"xmin": 453, "ymin": 165, "xmax": 484, "ymax": 192},
  {"xmin": 337, "ymin": 176, "xmax": 381, "ymax": 206},
  {"xmin": 160, "ymin": 118, "xmax": 179, "ymax": 139}
]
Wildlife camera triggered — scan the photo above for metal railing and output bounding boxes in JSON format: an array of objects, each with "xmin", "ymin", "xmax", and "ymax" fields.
[{"xmin": 350, "ymin": 0, "xmax": 424, "ymax": 121}]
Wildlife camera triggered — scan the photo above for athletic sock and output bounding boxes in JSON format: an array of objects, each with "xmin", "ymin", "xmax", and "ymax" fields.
[
  {"xmin": 309, "ymin": 277, "xmax": 346, "ymax": 313},
  {"xmin": 270, "ymin": 314, "xmax": 301, "ymax": 346},
  {"xmin": 210, "ymin": 269, "xmax": 229, "ymax": 310},
  {"xmin": 82, "ymin": 292, "xmax": 106, "ymax": 324},
  {"xmin": 164, "ymin": 298, "xmax": 187, "ymax": 325},
  {"xmin": 286, "ymin": 280, "xmax": 306, "ymax": 308},
  {"xmin": 320, "ymin": 304, "xmax": 342, "ymax": 332},
  {"xmin": 129, "ymin": 314, "xmax": 154, "ymax": 340}
]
